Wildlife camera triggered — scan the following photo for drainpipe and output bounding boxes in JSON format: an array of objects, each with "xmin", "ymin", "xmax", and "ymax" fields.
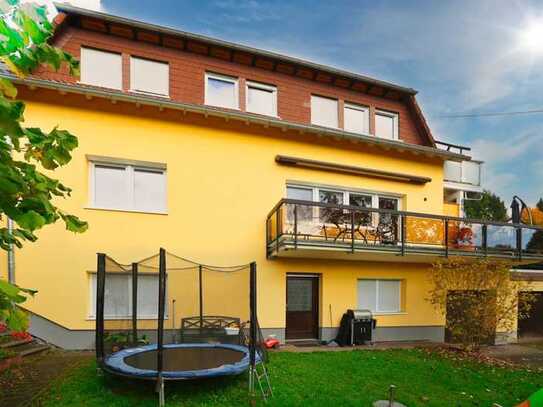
[{"xmin": 7, "ymin": 217, "xmax": 15, "ymax": 284}]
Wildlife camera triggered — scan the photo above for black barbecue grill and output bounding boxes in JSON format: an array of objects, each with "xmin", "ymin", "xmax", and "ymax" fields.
[{"xmin": 349, "ymin": 309, "xmax": 376, "ymax": 345}]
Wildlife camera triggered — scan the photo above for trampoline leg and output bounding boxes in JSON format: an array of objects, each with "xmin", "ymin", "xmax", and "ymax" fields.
[{"xmin": 157, "ymin": 375, "xmax": 165, "ymax": 407}]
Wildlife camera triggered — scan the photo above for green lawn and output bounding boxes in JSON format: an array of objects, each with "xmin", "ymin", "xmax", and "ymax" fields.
[{"xmin": 42, "ymin": 349, "xmax": 543, "ymax": 407}]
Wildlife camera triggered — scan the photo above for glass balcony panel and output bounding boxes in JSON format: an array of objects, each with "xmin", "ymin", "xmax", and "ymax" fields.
[
  {"xmin": 522, "ymin": 228, "xmax": 543, "ymax": 255},
  {"xmin": 486, "ymin": 225, "xmax": 516, "ymax": 254},
  {"xmin": 405, "ymin": 215, "xmax": 444, "ymax": 247},
  {"xmin": 446, "ymin": 221, "xmax": 483, "ymax": 252}
]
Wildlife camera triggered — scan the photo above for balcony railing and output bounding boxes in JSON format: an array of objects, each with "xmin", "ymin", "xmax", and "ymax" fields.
[
  {"xmin": 444, "ymin": 160, "xmax": 482, "ymax": 187},
  {"xmin": 266, "ymin": 199, "xmax": 543, "ymax": 262}
]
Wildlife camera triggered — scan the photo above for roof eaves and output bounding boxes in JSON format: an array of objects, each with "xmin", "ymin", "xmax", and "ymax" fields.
[
  {"xmin": 4, "ymin": 72, "xmax": 470, "ymax": 162},
  {"xmin": 53, "ymin": 2, "xmax": 417, "ymax": 96}
]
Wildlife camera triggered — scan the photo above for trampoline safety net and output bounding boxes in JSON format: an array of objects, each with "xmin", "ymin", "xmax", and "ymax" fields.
[{"xmin": 95, "ymin": 249, "xmax": 267, "ymax": 377}]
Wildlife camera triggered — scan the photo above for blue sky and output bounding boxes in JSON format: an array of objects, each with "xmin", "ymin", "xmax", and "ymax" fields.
[{"xmin": 63, "ymin": 0, "xmax": 543, "ymax": 206}]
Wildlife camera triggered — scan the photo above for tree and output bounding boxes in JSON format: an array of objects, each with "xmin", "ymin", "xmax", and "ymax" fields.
[
  {"xmin": 426, "ymin": 258, "xmax": 535, "ymax": 348},
  {"xmin": 463, "ymin": 190, "xmax": 508, "ymax": 222},
  {"xmin": 536, "ymin": 198, "xmax": 543, "ymax": 212},
  {"xmin": 0, "ymin": 1, "xmax": 87, "ymax": 330}
]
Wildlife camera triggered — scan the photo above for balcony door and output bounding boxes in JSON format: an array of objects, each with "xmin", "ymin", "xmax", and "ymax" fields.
[{"xmin": 286, "ymin": 275, "xmax": 319, "ymax": 340}]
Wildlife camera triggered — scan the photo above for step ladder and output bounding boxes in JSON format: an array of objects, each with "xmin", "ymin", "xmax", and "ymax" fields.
[{"xmin": 249, "ymin": 362, "xmax": 273, "ymax": 403}]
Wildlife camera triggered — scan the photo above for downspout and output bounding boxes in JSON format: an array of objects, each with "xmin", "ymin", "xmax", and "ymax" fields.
[{"xmin": 7, "ymin": 218, "xmax": 15, "ymax": 284}]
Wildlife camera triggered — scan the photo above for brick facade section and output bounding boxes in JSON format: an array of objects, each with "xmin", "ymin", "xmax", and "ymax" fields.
[{"xmin": 36, "ymin": 26, "xmax": 429, "ymax": 146}]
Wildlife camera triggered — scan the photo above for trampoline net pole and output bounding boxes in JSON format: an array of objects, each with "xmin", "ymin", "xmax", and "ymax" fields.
[
  {"xmin": 249, "ymin": 262, "xmax": 257, "ymax": 369},
  {"xmin": 131, "ymin": 262, "xmax": 138, "ymax": 346},
  {"xmin": 95, "ymin": 253, "xmax": 106, "ymax": 366},
  {"xmin": 156, "ymin": 248, "xmax": 167, "ymax": 376}
]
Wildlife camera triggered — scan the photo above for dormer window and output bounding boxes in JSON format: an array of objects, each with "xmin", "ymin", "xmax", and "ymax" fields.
[
  {"xmin": 246, "ymin": 81, "xmax": 277, "ymax": 117},
  {"xmin": 205, "ymin": 72, "xmax": 239, "ymax": 109},
  {"xmin": 375, "ymin": 110, "xmax": 399, "ymax": 140},
  {"xmin": 80, "ymin": 47, "xmax": 122, "ymax": 90},
  {"xmin": 311, "ymin": 95, "xmax": 338, "ymax": 128},
  {"xmin": 344, "ymin": 103, "xmax": 369, "ymax": 135},
  {"xmin": 130, "ymin": 56, "xmax": 169, "ymax": 97}
]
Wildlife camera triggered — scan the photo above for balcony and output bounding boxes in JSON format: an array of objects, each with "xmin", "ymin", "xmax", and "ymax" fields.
[
  {"xmin": 444, "ymin": 160, "xmax": 483, "ymax": 190},
  {"xmin": 266, "ymin": 199, "xmax": 543, "ymax": 264}
]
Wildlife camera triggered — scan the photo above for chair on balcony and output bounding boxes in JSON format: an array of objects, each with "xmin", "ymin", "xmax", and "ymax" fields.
[{"xmin": 372, "ymin": 216, "xmax": 398, "ymax": 245}]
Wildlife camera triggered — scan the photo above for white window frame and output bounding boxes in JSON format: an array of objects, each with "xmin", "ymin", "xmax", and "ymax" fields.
[
  {"xmin": 204, "ymin": 72, "xmax": 239, "ymax": 109},
  {"xmin": 88, "ymin": 158, "xmax": 167, "ymax": 214},
  {"xmin": 310, "ymin": 94, "xmax": 339, "ymax": 129},
  {"xmin": 357, "ymin": 279, "xmax": 402, "ymax": 314},
  {"xmin": 88, "ymin": 273, "xmax": 166, "ymax": 320},
  {"xmin": 286, "ymin": 183, "xmax": 401, "ymax": 210},
  {"xmin": 129, "ymin": 56, "xmax": 170, "ymax": 97},
  {"xmin": 375, "ymin": 109, "xmax": 399, "ymax": 140},
  {"xmin": 80, "ymin": 47, "xmax": 123, "ymax": 90},
  {"xmin": 245, "ymin": 80, "xmax": 278, "ymax": 117},
  {"xmin": 343, "ymin": 102, "xmax": 370, "ymax": 135}
]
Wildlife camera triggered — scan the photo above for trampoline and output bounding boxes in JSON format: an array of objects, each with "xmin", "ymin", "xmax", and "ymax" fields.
[
  {"xmin": 104, "ymin": 343, "xmax": 259, "ymax": 379},
  {"xmin": 95, "ymin": 249, "xmax": 270, "ymax": 406}
]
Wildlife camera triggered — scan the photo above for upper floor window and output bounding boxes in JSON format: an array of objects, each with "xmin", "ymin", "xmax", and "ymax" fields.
[
  {"xmin": 246, "ymin": 81, "xmax": 277, "ymax": 117},
  {"xmin": 130, "ymin": 56, "xmax": 169, "ymax": 97},
  {"xmin": 205, "ymin": 72, "xmax": 239, "ymax": 109},
  {"xmin": 80, "ymin": 47, "xmax": 122, "ymax": 90},
  {"xmin": 311, "ymin": 95, "xmax": 338, "ymax": 128},
  {"xmin": 344, "ymin": 103, "xmax": 369, "ymax": 135},
  {"xmin": 375, "ymin": 110, "xmax": 399, "ymax": 140},
  {"xmin": 88, "ymin": 156, "xmax": 167, "ymax": 214}
]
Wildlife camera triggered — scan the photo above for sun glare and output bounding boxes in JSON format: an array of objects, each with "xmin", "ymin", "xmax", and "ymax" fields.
[{"xmin": 518, "ymin": 19, "xmax": 543, "ymax": 55}]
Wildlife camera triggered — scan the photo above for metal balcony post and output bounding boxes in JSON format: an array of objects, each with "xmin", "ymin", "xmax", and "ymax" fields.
[
  {"xmin": 400, "ymin": 215, "xmax": 405, "ymax": 256},
  {"xmin": 444, "ymin": 219, "xmax": 449, "ymax": 258},
  {"xmin": 351, "ymin": 210, "xmax": 355, "ymax": 253},
  {"xmin": 294, "ymin": 204, "xmax": 298, "ymax": 250},
  {"xmin": 276, "ymin": 205, "xmax": 280, "ymax": 255}
]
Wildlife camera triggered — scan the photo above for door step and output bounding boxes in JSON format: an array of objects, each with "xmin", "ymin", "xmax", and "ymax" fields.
[{"xmin": 285, "ymin": 339, "xmax": 321, "ymax": 347}]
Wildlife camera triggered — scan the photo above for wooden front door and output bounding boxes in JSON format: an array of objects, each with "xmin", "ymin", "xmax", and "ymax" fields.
[{"xmin": 286, "ymin": 276, "xmax": 319, "ymax": 340}]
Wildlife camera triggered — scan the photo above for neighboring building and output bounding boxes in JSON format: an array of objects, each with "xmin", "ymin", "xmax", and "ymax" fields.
[{"xmin": 2, "ymin": 4, "xmax": 543, "ymax": 349}]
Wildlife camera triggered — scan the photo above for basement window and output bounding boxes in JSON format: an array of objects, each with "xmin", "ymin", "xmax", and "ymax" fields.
[
  {"xmin": 344, "ymin": 103, "xmax": 369, "ymax": 135},
  {"xmin": 311, "ymin": 95, "xmax": 338, "ymax": 128},
  {"xmin": 80, "ymin": 47, "xmax": 122, "ymax": 90},
  {"xmin": 246, "ymin": 81, "xmax": 277, "ymax": 116},
  {"xmin": 130, "ymin": 56, "xmax": 169, "ymax": 97},
  {"xmin": 375, "ymin": 110, "xmax": 399, "ymax": 140},
  {"xmin": 89, "ymin": 273, "xmax": 161, "ymax": 319},
  {"xmin": 205, "ymin": 72, "xmax": 239, "ymax": 109},
  {"xmin": 358, "ymin": 279, "xmax": 402, "ymax": 313},
  {"xmin": 88, "ymin": 157, "xmax": 167, "ymax": 214}
]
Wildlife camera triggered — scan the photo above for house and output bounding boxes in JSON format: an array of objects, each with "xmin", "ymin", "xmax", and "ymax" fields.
[{"xmin": 1, "ymin": 3, "xmax": 542, "ymax": 349}]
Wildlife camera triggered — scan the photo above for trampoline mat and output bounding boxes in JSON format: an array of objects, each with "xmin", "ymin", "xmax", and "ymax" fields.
[{"xmin": 124, "ymin": 346, "xmax": 245, "ymax": 372}]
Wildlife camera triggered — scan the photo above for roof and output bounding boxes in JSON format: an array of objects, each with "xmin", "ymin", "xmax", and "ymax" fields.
[
  {"xmin": 0, "ymin": 63, "xmax": 469, "ymax": 162},
  {"xmin": 53, "ymin": 2, "xmax": 418, "ymax": 96}
]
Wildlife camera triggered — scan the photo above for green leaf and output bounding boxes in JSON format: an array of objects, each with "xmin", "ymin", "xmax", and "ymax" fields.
[
  {"xmin": 0, "ymin": 78, "xmax": 17, "ymax": 98},
  {"xmin": 60, "ymin": 213, "xmax": 89, "ymax": 233},
  {"xmin": 15, "ymin": 210, "xmax": 46, "ymax": 230}
]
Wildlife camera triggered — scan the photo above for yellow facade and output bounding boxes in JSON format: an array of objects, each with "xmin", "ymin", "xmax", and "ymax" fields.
[{"xmin": 13, "ymin": 96, "xmax": 447, "ymax": 338}]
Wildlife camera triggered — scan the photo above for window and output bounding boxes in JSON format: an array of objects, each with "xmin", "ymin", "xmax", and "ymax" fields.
[
  {"xmin": 358, "ymin": 279, "xmax": 401, "ymax": 313},
  {"xmin": 286, "ymin": 186, "xmax": 313, "ymax": 222},
  {"xmin": 246, "ymin": 81, "xmax": 277, "ymax": 116},
  {"xmin": 205, "ymin": 72, "xmax": 239, "ymax": 109},
  {"xmin": 287, "ymin": 184, "xmax": 400, "ymax": 227},
  {"xmin": 344, "ymin": 103, "xmax": 369, "ymax": 134},
  {"xmin": 130, "ymin": 57, "xmax": 169, "ymax": 96},
  {"xmin": 375, "ymin": 110, "xmax": 399, "ymax": 140},
  {"xmin": 89, "ymin": 158, "xmax": 167, "ymax": 213},
  {"xmin": 311, "ymin": 95, "xmax": 338, "ymax": 128},
  {"xmin": 80, "ymin": 47, "xmax": 122, "ymax": 90},
  {"xmin": 89, "ymin": 273, "xmax": 161, "ymax": 319}
]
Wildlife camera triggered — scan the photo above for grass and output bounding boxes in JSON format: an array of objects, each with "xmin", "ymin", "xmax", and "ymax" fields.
[{"xmin": 42, "ymin": 348, "xmax": 543, "ymax": 407}]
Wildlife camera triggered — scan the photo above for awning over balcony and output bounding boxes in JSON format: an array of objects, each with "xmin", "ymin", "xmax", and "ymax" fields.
[{"xmin": 266, "ymin": 199, "xmax": 543, "ymax": 264}]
